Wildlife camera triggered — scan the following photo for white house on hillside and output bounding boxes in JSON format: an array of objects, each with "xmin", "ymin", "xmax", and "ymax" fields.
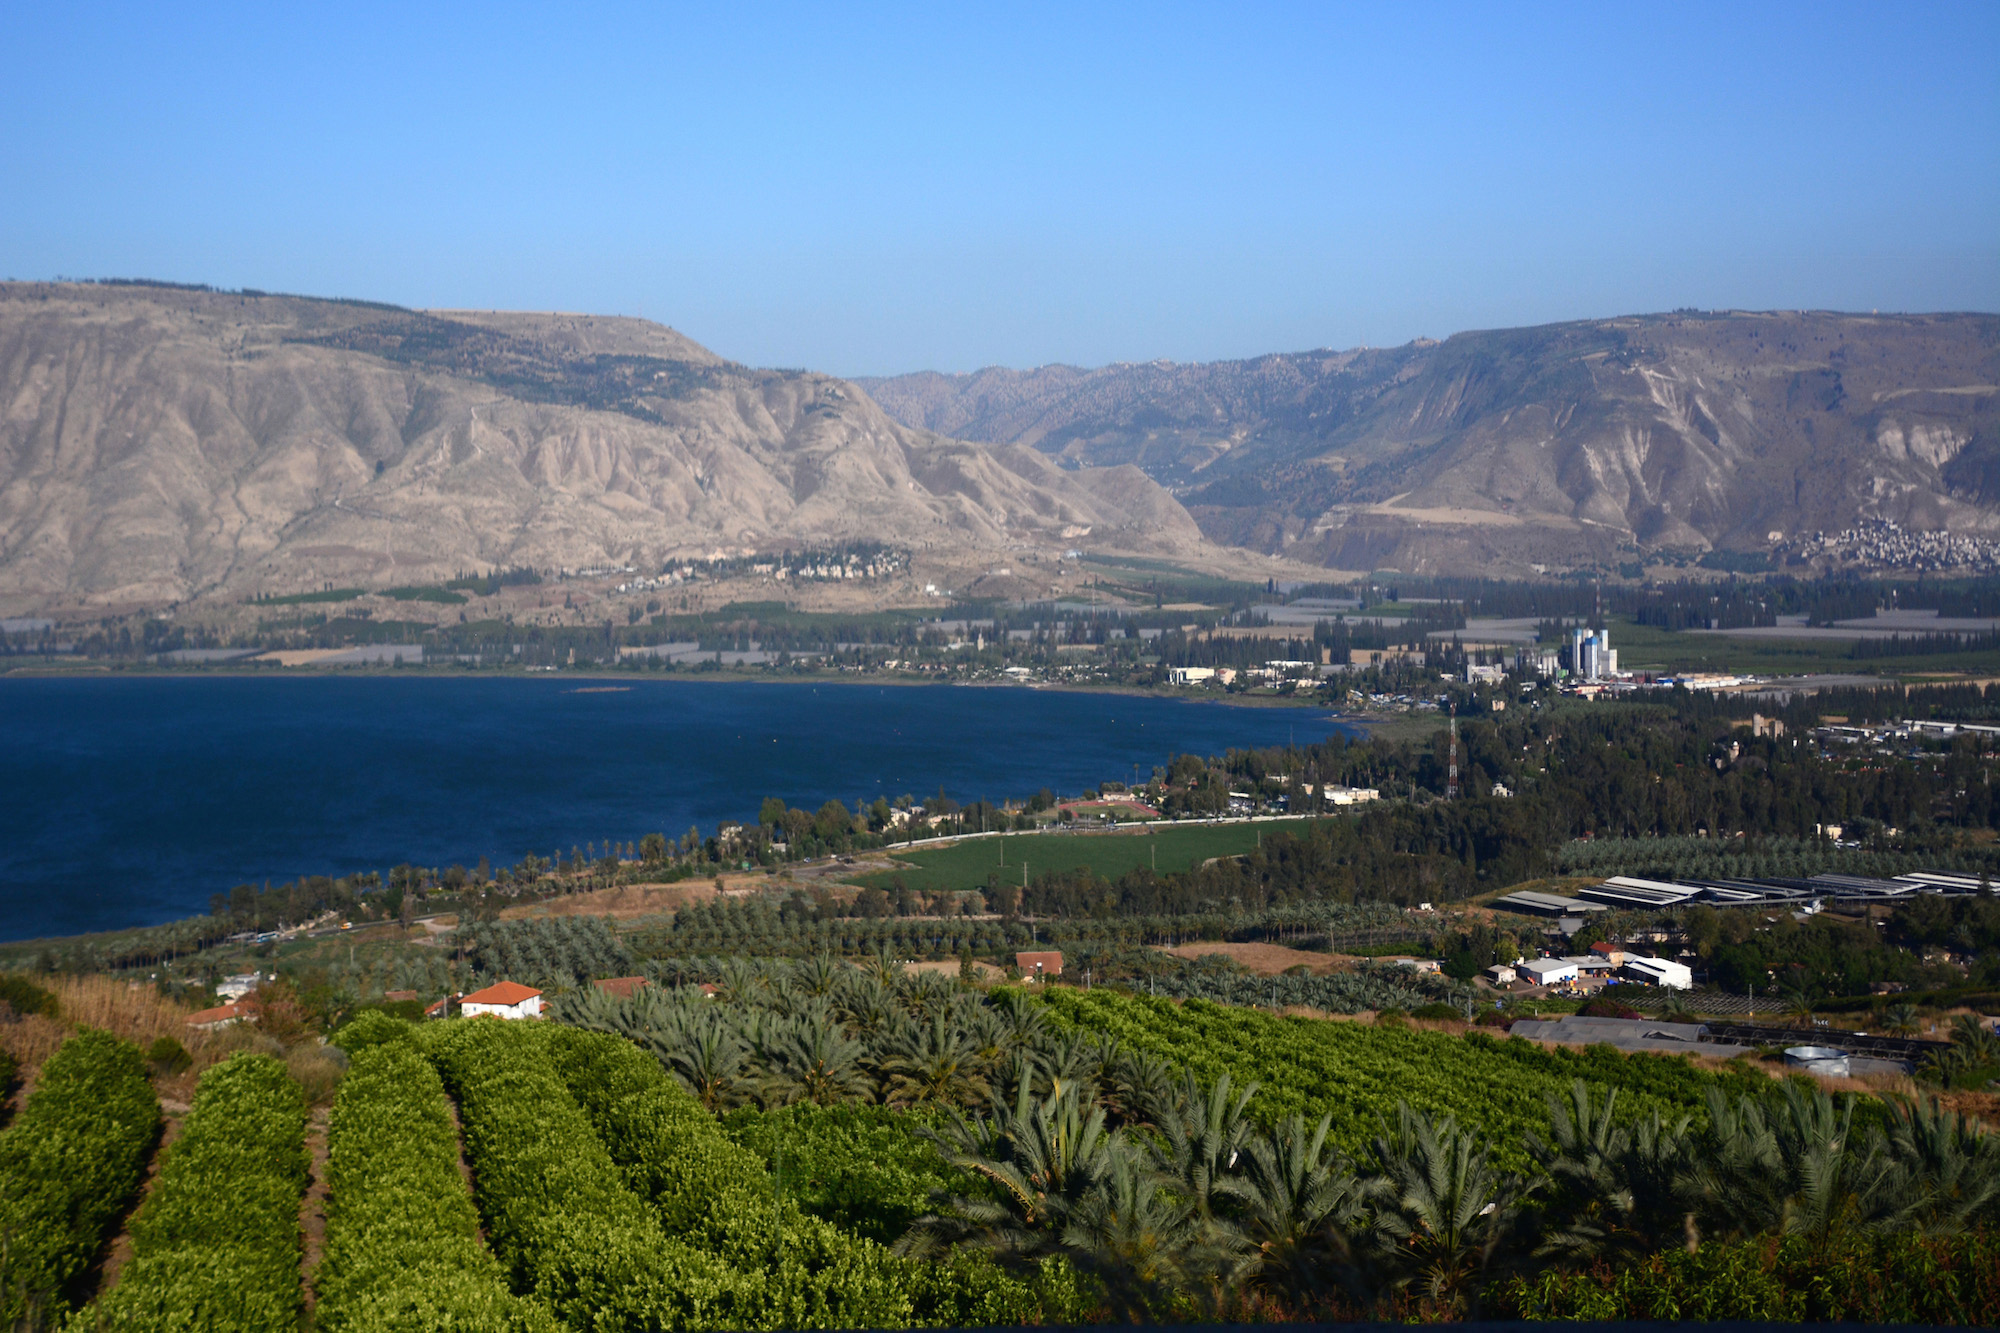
[{"xmin": 460, "ymin": 981, "xmax": 543, "ymax": 1020}]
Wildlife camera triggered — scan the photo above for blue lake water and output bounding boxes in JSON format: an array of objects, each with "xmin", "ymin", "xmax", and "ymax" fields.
[{"xmin": 0, "ymin": 677, "xmax": 1350, "ymax": 942}]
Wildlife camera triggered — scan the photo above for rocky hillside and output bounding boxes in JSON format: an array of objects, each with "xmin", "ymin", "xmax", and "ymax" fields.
[
  {"xmin": 863, "ymin": 312, "xmax": 2000, "ymax": 574},
  {"xmin": 0, "ymin": 283, "xmax": 1205, "ymax": 612}
]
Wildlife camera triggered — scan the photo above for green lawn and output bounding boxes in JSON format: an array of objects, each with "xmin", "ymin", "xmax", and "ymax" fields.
[{"xmin": 852, "ymin": 818, "xmax": 1326, "ymax": 893}]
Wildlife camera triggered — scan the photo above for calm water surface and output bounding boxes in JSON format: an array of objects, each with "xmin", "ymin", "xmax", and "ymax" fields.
[{"xmin": 1, "ymin": 676, "xmax": 1349, "ymax": 941}]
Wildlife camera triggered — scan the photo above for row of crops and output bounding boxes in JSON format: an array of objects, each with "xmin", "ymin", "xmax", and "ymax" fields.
[
  {"xmin": 1553, "ymin": 834, "xmax": 2000, "ymax": 882},
  {"xmin": 0, "ymin": 1017, "xmax": 1085, "ymax": 1331},
  {"xmin": 0, "ymin": 987, "xmax": 1983, "ymax": 1327},
  {"xmin": 1038, "ymin": 989, "xmax": 1777, "ymax": 1173},
  {"xmin": 630, "ymin": 899, "xmax": 1414, "ymax": 960},
  {"xmin": 419, "ymin": 1016, "xmax": 1078, "ymax": 1329}
]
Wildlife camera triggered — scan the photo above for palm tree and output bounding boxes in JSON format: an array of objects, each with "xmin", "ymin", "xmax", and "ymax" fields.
[
  {"xmin": 1225, "ymin": 1113, "xmax": 1371, "ymax": 1314},
  {"xmin": 900, "ymin": 1084, "xmax": 1121, "ymax": 1263},
  {"xmin": 787, "ymin": 952, "xmax": 846, "ymax": 1000},
  {"xmin": 1779, "ymin": 981, "xmax": 1820, "ymax": 1028},
  {"xmin": 1882, "ymin": 1002, "xmax": 1921, "ymax": 1037},
  {"xmin": 880, "ymin": 1009, "xmax": 991, "ymax": 1107},
  {"xmin": 1061, "ymin": 1140, "xmax": 1200, "ymax": 1322},
  {"xmin": 1527, "ymin": 1080, "xmax": 1692, "ymax": 1262},
  {"xmin": 715, "ymin": 955, "xmax": 768, "ymax": 1006},
  {"xmin": 1366, "ymin": 1104, "xmax": 1519, "ymax": 1317},
  {"xmin": 1684, "ymin": 1082, "xmax": 1896, "ymax": 1246},
  {"xmin": 1032, "ymin": 1031, "xmax": 1110, "ymax": 1103},
  {"xmin": 1876, "ymin": 1093, "xmax": 2000, "ymax": 1234},
  {"xmin": 671, "ymin": 1021, "xmax": 749, "ymax": 1112},
  {"xmin": 1153, "ymin": 1070, "xmax": 1258, "ymax": 1226},
  {"xmin": 1102, "ymin": 1049, "xmax": 1179, "ymax": 1129},
  {"xmin": 759, "ymin": 1018, "xmax": 874, "ymax": 1105},
  {"xmin": 899, "ymin": 969, "xmax": 957, "ymax": 1021}
]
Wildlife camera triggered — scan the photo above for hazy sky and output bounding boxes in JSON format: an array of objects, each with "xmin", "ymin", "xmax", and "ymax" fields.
[{"xmin": 3, "ymin": 2, "xmax": 1995, "ymax": 375}]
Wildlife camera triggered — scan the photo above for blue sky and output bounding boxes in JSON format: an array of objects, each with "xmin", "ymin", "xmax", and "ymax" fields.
[{"xmin": 2, "ymin": 2, "xmax": 1995, "ymax": 375}]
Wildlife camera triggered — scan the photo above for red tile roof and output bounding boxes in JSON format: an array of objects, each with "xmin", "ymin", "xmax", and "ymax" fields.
[
  {"xmin": 1015, "ymin": 951, "xmax": 1064, "ymax": 975},
  {"xmin": 592, "ymin": 976, "xmax": 649, "ymax": 999},
  {"xmin": 185, "ymin": 1001, "xmax": 248, "ymax": 1027},
  {"xmin": 461, "ymin": 981, "xmax": 542, "ymax": 1006}
]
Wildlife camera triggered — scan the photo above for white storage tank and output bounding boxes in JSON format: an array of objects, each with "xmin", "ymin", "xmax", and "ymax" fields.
[{"xmin": 1783, "ymin": 1045, "xmax": 1850, "ymax": 1077}]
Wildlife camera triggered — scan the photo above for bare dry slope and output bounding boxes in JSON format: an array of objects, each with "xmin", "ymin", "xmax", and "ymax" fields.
[
  {"xmin": 0, "ymin": 283, "xmax": 1206, "ymax": 612},
  {"xmin": 864, "ymin": 311, "xmax": 2000, "ymax": 574}
]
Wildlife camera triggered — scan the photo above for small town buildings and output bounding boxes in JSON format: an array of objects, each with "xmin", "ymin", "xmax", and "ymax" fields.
[
  {"xmin": 1386, "ymin": 957, "xmax": 1443, "ymax": 974},
  {"xmin": 460, "ymin": 981, "xmax": 543, "ymax": 1020},
  {"xmin": 216, "ymin": 972, "xmax": 262, "ymax": 1001},
  {"xmin": 1622, "ymin": 956, "xmax": 1695, "ymax": 990},
  {"xmin": 1519, "ymin": 958, "xmax": 1581, "ymax": 987},
  {"xmin": 1485, "ymin": 964, "xmax": 1518, "ymax": 986},
  {"xmin": 1168, "ymin": 666, "xmax": 1215, "ymax": 685},
  {"xmin": 1587, "ymin": 941, "xmax": 1628, "ymax": 967},
  {"xmin": 593, "ymin": 976, "xmax": 650, "ymax": 1000},
  {"xmin": 1016, "ymin": 950, "xmax": 1063, "ymax": 980}
]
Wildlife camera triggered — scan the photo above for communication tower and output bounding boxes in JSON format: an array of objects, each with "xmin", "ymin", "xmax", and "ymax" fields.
[{"xmin": 1446, "ymin": 702, "xmax": 1459, "ymax": 801}]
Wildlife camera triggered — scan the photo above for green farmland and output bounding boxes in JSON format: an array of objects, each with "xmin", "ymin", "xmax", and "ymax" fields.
[{"xmin": 852, "ymin": 818, "xmax": 1326, "ymax": 893}]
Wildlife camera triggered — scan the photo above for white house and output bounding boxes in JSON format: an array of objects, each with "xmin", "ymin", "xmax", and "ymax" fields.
[
  {"xmin": 459, "ymin": 980, "xmax": 543, "ymax": 1020},
  {"xmin": 1485, "ymin": 964, "xmax": 1518, "ymax": 986},
  {"xmin": 216, "ymin": 971, "xmax": 262, "ymax": 1000},
  {"xmin": 1519, "ymin": 958, "xmax": 1580, "ymax": 987},
  {"xmin": 1168, "ymin": 666, "xmax": 1216, "ymax": 685},
  {"xmin": 1622, "ymin": 956, "xmax": 1695, "ymax": 990}
]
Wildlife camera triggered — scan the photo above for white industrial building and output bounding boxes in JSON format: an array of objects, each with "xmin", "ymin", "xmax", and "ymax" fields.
[
  {"xmin": 1569, "ymin": 626, "xmax": 1618, "ymax": 681},
  {"xmin": 1621, "ymin": 956, "xmax": 1694, "ymax": 990},
  {"xmin": 1519, "ymin": 958, "xmax": 1581, "ymax": 986}
]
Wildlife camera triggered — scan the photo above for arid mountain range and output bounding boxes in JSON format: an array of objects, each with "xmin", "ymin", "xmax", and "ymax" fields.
[
  {"xmin": 5, "ymin": 288, "xmax": 1996, "ymax": 616},
  {"xmin": 862, "ymin": 311, "xmax": 2000, "ymax": 574},
  {"xmin": 0, "ymin": 283, "xmax": 1207, "ymax": 613}
]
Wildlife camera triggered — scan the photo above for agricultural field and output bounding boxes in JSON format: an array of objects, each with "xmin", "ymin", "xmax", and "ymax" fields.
[
  {"xmin": 1605, "ymin": 615, "xmax": 2000, "ymax": 679},
  {"xmin": 1, "ymin": 962, "xmax": 1996, "ymax": 1327},
  {"xmin": 1039, "ymin": 988, "xmax": 1775, "ymax": 1173},
  {"xmin": 855, "ymin": 818, "xmax": 1324, "ymax": 894}
]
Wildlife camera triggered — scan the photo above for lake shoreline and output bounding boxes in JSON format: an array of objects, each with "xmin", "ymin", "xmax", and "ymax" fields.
[
  {"xmin": 1, "ymin": 676, "xmax": 1356, "ymax": 942},
  {"xmin": 0, "ymin": 661, "xmax": 1347, "ymax": 711}
]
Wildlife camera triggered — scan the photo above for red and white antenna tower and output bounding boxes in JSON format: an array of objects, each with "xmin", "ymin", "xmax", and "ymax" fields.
[{"xmin": 1446, "ymin": 702, "xmax": 1459, "ymax": 801}]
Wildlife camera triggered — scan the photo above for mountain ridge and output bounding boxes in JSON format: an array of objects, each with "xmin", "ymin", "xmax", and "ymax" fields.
[
  {"xmin": 0, "ymin": 282, "xmax": 1209, "ymax": 614},
  {"xmin": 860, "ymin": 310, "xmax": 2000, "ymax": 574}
]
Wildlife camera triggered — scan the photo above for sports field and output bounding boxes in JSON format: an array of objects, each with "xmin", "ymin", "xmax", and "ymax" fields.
[{"xmin": 851, "ymin": 817, "xmax": 1325, "ymax": 892}]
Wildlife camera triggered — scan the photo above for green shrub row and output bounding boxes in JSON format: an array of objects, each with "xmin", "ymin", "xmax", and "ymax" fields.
[
  {"xmin": 545, "ymin": 1026, "xmax": 1083, "ymax": 1328},
  {"xmin": 420, "ymin": 1018, "xmax": 764, "ymax": 1332},
  {"xmin": 720, "ymin": 1101, "xmax": 979, "ymax": 1247},
  {"xmin": 81, "ymin": 1053, "xmax": 309, "ymax": 1331},
  {"xmin": 1496, "ymin": 1230, "xmax": 2000, "ymax": 1323},
  {"xmin": 317, "ymin": 1015, "xmax": 557, "ymax": 1332},
  {"xmin": 0, "ymin": 1029, "xmax": 159, "ymax": 1327}
]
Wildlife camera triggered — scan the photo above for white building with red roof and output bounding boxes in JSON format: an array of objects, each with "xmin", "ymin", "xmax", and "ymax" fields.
[{"xmin": 459, "ymin": 981, "xmax": 543, "ymax": 1020}]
